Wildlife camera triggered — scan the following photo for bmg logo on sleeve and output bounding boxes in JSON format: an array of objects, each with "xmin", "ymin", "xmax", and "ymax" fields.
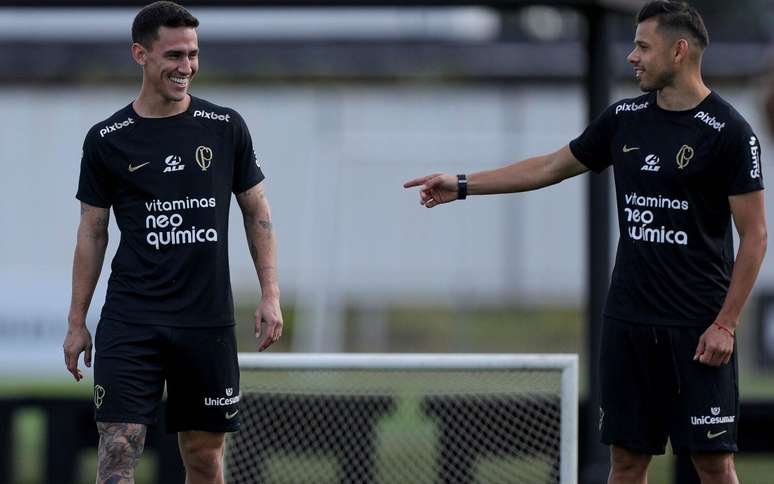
[{"xmin": 749, "ymin": 136, "xmax": 761, "ymax": 179}]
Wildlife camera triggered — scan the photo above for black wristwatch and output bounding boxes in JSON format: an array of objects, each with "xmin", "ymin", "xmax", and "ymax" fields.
[{"xmin": 457, "ymin": 174, "xmax": 468, "ymax": 200}]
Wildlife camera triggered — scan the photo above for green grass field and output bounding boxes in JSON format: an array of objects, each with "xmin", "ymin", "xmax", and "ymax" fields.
[{"xmin": 4, "ymin": 303, "xmax": 774, "ymax": 483}]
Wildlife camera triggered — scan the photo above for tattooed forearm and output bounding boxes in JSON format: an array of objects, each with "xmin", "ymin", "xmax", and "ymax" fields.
[
  {"xmin": 244, "ymin": 216, "xmax": 273, "ymax": 231},
  {"xmin": 238, "ymin": 188, "xmax": 279, "ymax": 293},
  {"xmin": 79, "ymin": 204, "xmax": 110, "ymax": 242},
  {"xmin": 96, "ymin": 423, "xmax": 147, "ymax": 484},
  {"xmin": 87, "ymin": 216, "xmax": 110, "ymax": 241}
]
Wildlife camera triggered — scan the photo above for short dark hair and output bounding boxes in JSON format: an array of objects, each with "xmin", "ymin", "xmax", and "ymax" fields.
[
  {"xmin": 637, "ymin": 1, "xmax": 709, "ymax": 50},
  {"xmin": 132, "ymin": 1, "xmax": 199, "ymax": 48}
]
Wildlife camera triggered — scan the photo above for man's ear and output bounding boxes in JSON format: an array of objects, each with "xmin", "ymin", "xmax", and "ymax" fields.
[
  {"xmin": 131, "ymin": 42, "xmax": 147, "ymax": 66},
  {"xmin": 673, "ymin": 38, "xmax": 690, "ymax": 64}
]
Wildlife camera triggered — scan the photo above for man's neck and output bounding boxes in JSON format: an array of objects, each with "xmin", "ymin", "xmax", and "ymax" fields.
[
  {"xmin": 656, "ymin": 75, "xmax": 711, "ymax": 111},
  {"xmin": 133, "ymin": 88, "xmax": 190, "ymax": 118}
]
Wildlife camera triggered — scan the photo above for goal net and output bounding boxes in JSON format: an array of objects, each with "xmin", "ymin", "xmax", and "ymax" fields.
[{"xmin": 226, "ymin": 353, "xmax": 578, "ymax": 484}]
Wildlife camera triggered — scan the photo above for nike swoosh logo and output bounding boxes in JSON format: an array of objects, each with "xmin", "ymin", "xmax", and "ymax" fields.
[
  {"xmin": 707, "ymin": 429, "xmax": 727, "ymax": 439},
  {"xmin": 225, "ymin": 410, "xmax": 239, "ymax": 420},
  {"xmin": 622, "ymin": 145, "xmax": 640, "ymax": 153},
  {"xmin": 128, "ymin": 162, "xmax": 150, "ymax": 172}
]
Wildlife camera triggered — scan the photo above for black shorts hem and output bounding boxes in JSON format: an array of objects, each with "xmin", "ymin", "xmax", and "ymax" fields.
[
  {"xmin": 95, "ymin": 414, "xmax": 157, "ymax": 426},
  {"xmin": 603, "ymin": 313, "xmax": 710, "ymax": 328},
  {"xmin": 671, "ymin": 444, "xmax": 738, "ymax": 455},
  {"xmin": 167, "ymin": 423, "xmax": 240, "ymax": 434},
  {"xmin": 602, "ymin": 438, "xmax": 666, "ymax": 456}
]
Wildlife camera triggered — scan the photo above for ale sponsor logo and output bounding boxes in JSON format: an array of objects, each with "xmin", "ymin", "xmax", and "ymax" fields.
[
  {"xmin": 641, "ymin": 154, "xmax": 661, "ymax": 172},
  {"xmin": 163, "ymin": 154, "xmax": 185, "ymax": 173}
]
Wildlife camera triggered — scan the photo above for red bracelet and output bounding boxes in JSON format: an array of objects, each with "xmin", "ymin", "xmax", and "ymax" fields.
[{"xmin": 714, "ymin": 322, "xmax": 735, "ymax": 338}]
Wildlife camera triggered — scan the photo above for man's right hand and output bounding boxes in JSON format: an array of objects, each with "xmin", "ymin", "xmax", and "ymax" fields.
[
  {"xmin": 403, "ymin": 173, "xmax": 459, "ymax": 208},
  {"xmin": 63, "ymin": 324, "xmax": 93, "ymax": 382}
]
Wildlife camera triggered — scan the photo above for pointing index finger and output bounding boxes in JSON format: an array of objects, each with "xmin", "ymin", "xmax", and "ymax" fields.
[{"xmin": 403, "ymin": 173, "xmax": 439, "ymax": 189}]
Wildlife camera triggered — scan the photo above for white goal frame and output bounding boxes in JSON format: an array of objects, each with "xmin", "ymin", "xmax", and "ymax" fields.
[{"xmin": 237, "ymin": 353, "xmax": 578, "ymax": 484}]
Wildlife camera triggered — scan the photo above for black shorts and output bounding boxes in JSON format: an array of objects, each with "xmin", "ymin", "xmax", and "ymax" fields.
[
  {"xmin": 599, "ymin": 317, "xmax": 738, "ymax": 455},
  {"xmin": 94, "ymin": 319, "xmax": 241, "ymax": 433}
]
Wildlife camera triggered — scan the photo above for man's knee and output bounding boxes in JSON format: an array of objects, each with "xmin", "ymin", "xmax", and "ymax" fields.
[
  {"xmin": 692, "ymin": 453, "xmax": 736, "ymax": 479},
  {"xmin": 178, "ymin": 431, "xmax": 226, "ymax": 478},
  {"xmin": 609, "ymin": 445, "xmax": 651, "ymax": 482},
  {"xmin": 96, "ymin": 422, "xmax": 147, "ymax": 483}
]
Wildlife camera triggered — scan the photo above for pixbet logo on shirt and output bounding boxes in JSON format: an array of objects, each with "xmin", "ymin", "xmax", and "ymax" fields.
[
  {"xmin": 615, "ymin": 101, "xmax": 649, "ymax": 115},
  {"xmin": 193, "ymin": 110, "xmax": 231, "ymax": 122},
  {"xmin": 99, "ymin": 117, "xmax": 134, "ymax": 137},
  {"xmin": 694, "ymin": 111, "xmax": 725, "ymax": 132}
]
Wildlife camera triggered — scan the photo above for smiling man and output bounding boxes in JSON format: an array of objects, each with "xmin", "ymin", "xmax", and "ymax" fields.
[
  {"xmin": 405, "ymin": 1, "xmax": 766, "ymax": 483},
  {"xmin": 63, "ymin": 2, "xmax": 283, "ymax": 483}
]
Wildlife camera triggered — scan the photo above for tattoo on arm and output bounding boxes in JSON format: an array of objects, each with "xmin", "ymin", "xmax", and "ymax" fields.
[
  {"xmin": 96, "ymin": 422, "xmax": 147, "ymax": 484},
  {"xmin": 258, "ymin": 220, "xmax": 272, "ymax": 231},
  {"xmin": 88, "ymin": 214, "xmax": 110, "ymax": 241}
]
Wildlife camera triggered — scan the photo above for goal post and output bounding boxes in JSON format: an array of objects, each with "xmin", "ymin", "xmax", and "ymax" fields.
[{"xmin": 228, "ymin": 353, "xmax": 578, "ymax": 484}]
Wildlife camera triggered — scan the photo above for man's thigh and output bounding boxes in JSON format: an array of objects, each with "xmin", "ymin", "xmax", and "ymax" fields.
[
  {"xmin": 164, "ymin": 325, "xmax": 241, "ymax": 434},
  {"xmin": 94, "ymin": 319, "xmax": 167, "ymax": 425}
]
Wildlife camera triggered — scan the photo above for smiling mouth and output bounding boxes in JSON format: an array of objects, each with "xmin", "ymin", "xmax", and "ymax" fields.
[{"xmin": 170, "ymin": 76, "xmax": 188, "ymax": 86}]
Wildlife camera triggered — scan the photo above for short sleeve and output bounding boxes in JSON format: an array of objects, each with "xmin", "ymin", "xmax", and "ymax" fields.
[
  {"xmin": 569, "ymin": 104, "xmax": 617, "ymax": 173},
  {"xmin": 723, "ymin": 122, "xmax": 764, "ymax": 196},
  {"xmin": 231, "ymin": 112, "xmax": 265, "ymax": 194},
  {"xmin": 76, "ymin": 130, "xmax": 115, "ymax": 208}
]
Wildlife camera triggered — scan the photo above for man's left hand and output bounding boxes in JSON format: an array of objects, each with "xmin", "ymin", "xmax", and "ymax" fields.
[
  {"xmin": 256, "ymin": 296, "xmax": 283, "ymax": 352},
  {"xmin": 693, "ymin": 322, "xmax": 735, "ymax": 367}
]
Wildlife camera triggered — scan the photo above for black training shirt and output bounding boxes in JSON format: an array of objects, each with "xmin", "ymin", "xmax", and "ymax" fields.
[
  {"xmin": 77, "ymin": 95, "xmax": 264, "ymax": 327},
  {"xmin": 570, "ymin": 91, "xmax": 763, "ymax": 326}
]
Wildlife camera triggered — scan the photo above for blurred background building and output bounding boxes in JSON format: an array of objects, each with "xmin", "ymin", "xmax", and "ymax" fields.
[{"xmin": 3, "ymin": 1, "xmax": 774, "ymax": 483}]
